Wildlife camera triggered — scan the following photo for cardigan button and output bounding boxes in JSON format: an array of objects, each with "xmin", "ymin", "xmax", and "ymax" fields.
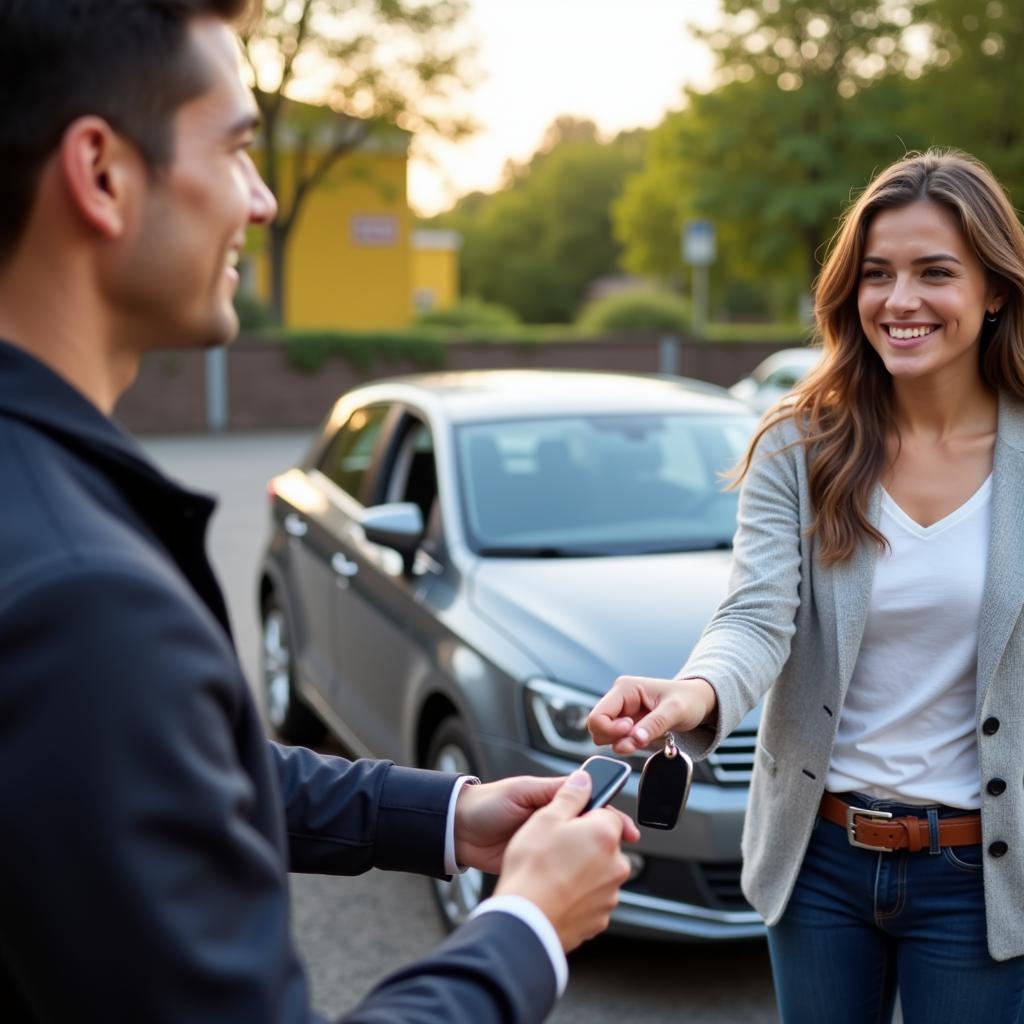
[
  {"xmin": 989, "ymin": 840, "xmax": 1009, "ymax": 858},
  {"xmin": 987, "ymin": 778, "xmax": 1007, "ymax": 796},
  {"xmin": 982, "ymin": 717, "xmax": 1000, "ymax": 735}
]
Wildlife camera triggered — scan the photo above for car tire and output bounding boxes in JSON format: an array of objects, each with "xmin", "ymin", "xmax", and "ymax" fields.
[
  {"xmin": 260, "ymin": 591, "xmax": 326, "ymax": 747},
  {"xmin": 426, "ymin": 716, "xmax": 496, "ymax": 932}
]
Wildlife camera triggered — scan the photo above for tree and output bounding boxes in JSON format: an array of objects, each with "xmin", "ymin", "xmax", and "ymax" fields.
[
  {"xmin": 616, "ymin": 0, "xmax": 929, "ymax": 319},
  {"xmin": 909, "ymin": 0, "xmax": 1024, "ymax": 201},
  {"xmin": 240, "ymin": 0, "xmax": 475, "ymax": 323},
  {"xmin": 434, "ymin": 119, "xmax": 646, "ymax": 322}
]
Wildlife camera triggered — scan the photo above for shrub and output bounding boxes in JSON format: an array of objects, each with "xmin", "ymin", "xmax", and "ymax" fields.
[
  {"xmin": 577, "ymin": 288, "xmax": 691, "ymax": 335},
  {"xmin": 416, "ymin": 297, "xmax": 520, "ymax": 330},
  {"xmin": 233, "ymin": 292, "xmax": 275, "ymax": 332},
  {"xmin": 280, "ymin": 330, "xmax": 448, "ymax": 373}
]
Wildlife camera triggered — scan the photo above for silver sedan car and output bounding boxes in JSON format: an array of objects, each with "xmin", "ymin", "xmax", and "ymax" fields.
[{"xmin": 258, "ymin": 370, "xmax": 764, "ymax": 942}]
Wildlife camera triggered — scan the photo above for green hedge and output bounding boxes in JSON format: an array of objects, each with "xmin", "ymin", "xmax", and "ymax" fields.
[
  {"xmin": 257, "ymin": 325, "xmax": 597, "ymax": 373},
  {"xmin": 705, "ymin": 321, "xmax": 811, "ymax": 343},
  {"xmin": 277, "ymin": 330, "xmax": 449, "ymax": 373},
  {"xmin": 416, "ymin": 297, "xmax": 520, "ymax": 330},
  {"xmin": 247, "ymin": 322, "xmax": 811, "ymax": 374},
  {"xmin": 577, "ymin": 288, "xmax": 692, "ymax": 334}
]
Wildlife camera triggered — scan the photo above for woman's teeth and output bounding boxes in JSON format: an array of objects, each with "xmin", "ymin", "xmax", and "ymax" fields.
[{"xmin": 887, "ymin": 325, "xmax": 936, "ymax": 340}]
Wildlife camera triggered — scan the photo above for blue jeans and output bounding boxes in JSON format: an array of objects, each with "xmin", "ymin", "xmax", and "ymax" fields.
[{"xmin": 767, "ymin": 792, "xmax": 1024, "ymax": 1024}]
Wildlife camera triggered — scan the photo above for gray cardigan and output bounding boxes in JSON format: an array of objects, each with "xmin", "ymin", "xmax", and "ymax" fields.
[{"xmin": 677, "ymin": 392, "xmax": 1024, "ymax": 961}]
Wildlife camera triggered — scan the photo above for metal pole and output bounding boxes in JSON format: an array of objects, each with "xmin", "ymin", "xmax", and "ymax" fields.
[
  {"xmin": 658, "ymin": 334, "xmax": 679, "ymax": 375},
  {"xmin": 205, "ymin": 347, "xmax": 229, "ymax": 432},
  {"xmin": 692, "ymin": 264, "xmax": 709, "ymax": 337}
]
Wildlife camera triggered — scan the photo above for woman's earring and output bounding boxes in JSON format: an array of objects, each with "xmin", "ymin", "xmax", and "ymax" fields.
[{"xmin": 986, "ymin": 308, "xmax": 1000, "ymax": 323}]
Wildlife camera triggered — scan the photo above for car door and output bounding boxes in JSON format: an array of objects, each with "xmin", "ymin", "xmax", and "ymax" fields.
[
  {"xmin": 287, "ymin": 402, "xmax": 391, "ymax": 711},
  {"xmin": 327, "ymin": 410, "xmax": 444, "ymax": 761}
]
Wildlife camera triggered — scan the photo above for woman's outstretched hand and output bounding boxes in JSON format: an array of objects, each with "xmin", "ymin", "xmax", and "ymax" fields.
[{"xmin": 586, "ymin": 675, "xmax": 718, "ymax": 755}]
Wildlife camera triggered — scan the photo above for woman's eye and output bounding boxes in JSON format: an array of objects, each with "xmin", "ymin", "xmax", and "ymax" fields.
[
  {"xmin": 862, "ymin": 268, "xmax": 886, "ymax": 280},
  {"xmin": 923, "ymin": 267, "xmax": 953, "ymax": 278}
]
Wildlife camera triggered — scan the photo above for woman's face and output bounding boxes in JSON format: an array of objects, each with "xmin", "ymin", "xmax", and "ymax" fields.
[{"xmin": 857, "ymin": 200, "xmax": 1002, "ymax": 385}]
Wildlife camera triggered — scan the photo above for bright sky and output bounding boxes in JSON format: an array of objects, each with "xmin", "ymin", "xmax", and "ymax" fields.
[{"xmin": 408, "ymin": 0, "xmax": 722, "ymax": 216}]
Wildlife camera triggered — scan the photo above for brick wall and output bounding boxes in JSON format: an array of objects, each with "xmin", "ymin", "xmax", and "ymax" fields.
[{"xmin": 113, "ymin": 334, "xmax": 795, "ymax": 434}]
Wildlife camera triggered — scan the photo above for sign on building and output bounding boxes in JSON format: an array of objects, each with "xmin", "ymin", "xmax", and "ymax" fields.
[{"xmin": 351, "ymin": 214, "xmax": 399, "ymax": 246}]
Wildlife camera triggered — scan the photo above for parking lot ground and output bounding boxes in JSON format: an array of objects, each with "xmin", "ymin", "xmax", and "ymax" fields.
[{"xmin": 143, "ymin": 428, "xmax": 780, "ymax": 1024}]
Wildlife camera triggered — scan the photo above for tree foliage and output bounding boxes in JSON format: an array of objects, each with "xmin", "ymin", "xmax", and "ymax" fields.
[
  {"xmin": 434, "ymin": 118, "xmax": 646, "ymax": 322},
  {"xmin": 240, "ymin": 0, "xmax": 476, "ymax": 323},
  {"xmin": 615, "ymin": 0, "xmax": 931, "ymax": 318},
  {"xmin": 909, "ymin": 0, "xmax": 1024, "ymax": 203}
]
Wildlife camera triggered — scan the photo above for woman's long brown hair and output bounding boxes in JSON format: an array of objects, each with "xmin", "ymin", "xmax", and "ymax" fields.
[{"xmin": 735, "ymin": 149, "xmax": 1024, "ymax": 565}]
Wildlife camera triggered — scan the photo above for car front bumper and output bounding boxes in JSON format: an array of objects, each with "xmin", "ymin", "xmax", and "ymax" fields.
[{"xmin": 479, "ymin": 737, "xmax": 765, "ymax": 942}]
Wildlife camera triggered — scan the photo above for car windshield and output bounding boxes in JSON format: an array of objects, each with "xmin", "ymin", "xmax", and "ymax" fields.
[{"xmin": 456, "ymin": 412, "xmax": 756, "ymax": 556}]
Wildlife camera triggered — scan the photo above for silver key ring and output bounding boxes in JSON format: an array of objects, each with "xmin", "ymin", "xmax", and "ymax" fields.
[{"xmin": 664, "ymin": 731, "xmax": 678, "ymax": 759}]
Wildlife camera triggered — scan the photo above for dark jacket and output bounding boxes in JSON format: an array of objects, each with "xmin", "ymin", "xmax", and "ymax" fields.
[{"xmin": 0, "ymin": 340, "xmax": 555, "ymax": 1022}]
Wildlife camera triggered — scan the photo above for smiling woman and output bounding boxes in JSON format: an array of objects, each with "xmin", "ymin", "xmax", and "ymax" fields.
[
  {"xmin": 587, "ymin": 149, "xmax": 1024, "ymax": 1024},
  {"xmin": 771, "ymin": 149, "xmax": 1024, "ymax": 563},
  {"xmin": 857, "ymin": 201, "xmax": 1002, "ymax": 398}
]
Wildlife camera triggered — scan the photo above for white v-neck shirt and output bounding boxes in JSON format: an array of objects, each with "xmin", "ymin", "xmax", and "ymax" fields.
[{"xmin": 825, "ymin": 475, "xmax": 992, "ymax": 809}]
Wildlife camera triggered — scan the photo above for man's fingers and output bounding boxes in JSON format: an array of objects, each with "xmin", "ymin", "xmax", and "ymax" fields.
[
  {"xmin": 543, "ymin": 770, "xmax": 592, "ymax": 819},
  {"xmin": 504, "ymin": 774, "xmax": 565, "ymax": 810},
  {"xmin": 588, "ymin": 805, "xmax": 629, "ymax": 841},
  {"xmin": 612, "ymin": 809, "xmax": 641, "ymax": 843}
]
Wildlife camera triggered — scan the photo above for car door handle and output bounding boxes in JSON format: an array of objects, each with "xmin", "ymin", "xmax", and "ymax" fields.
[
  {"xmin": 331, "ymin": 553, "xmax": 359, "ymax": 578},
  {"xmin": 284, "ymin": 513, "xmax": 308, "ymax": 538}
]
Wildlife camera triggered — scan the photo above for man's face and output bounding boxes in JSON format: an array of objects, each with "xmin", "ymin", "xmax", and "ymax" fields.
[{"xmin": 113, "ymin": 17, "xmax": 276, "ymax": 350}]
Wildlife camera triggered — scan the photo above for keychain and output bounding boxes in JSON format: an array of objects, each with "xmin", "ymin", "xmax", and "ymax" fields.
[{"xmin": 637, "ymin": 731, "xmax": 693, "ymax": 830}]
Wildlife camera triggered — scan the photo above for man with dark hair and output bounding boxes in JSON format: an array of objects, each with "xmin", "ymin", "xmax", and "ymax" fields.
[{"xmin": 0, "ymin": 3, "xmax": 637, "ymax": 1021}]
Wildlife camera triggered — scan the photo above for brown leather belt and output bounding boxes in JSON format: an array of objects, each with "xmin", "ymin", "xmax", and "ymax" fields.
[{"xmin": 819, "ymin": 792, "xmax": 982, "ymax": 853}]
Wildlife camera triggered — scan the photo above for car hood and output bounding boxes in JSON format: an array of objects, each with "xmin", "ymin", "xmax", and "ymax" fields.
[{"xmin": 469, "ymin": 550, "xmax": 734, "ymax": 696}]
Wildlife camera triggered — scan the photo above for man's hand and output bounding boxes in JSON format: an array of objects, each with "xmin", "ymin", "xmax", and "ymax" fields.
[
  {"xmin": 587, "ymin": 675, "xmax": 718, "ymax": 755},
  {"xmin": 454, "ymin": 775, "xmax": 562, "ymax": 873},
  {"xmin": 454, "ymin": 774, "xmax": 638, "ymax": 873},
  {"xmin": 493, "ymin": 771, "xmax": 638, "ymax": 952}
]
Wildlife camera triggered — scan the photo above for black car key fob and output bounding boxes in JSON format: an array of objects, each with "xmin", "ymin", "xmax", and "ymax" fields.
[
  {"xmin": 579, "ymin": 755, "xmax": 631, "ymax": 814},
  {"xmin": 637, "ymin": 733, "xmax": 693, "ymax": 830}
]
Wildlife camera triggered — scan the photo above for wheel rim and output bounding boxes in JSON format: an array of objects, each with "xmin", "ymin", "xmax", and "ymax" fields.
[
  {"xmin": 431, "ymin": 741, "xmax": 484, "ymax": 926},
  {"xmin": 262, "ymin": 608, "xmax": 291, "ymax": 728}
]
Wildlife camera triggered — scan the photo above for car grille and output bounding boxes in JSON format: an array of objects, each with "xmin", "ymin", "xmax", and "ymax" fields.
[
  {"xmin": 706, "ymin": 726, "xmax": 756, "ymax": 784},
  {"xmin": 625, "ymin": 857, "xmax": 752, "ymax": 913},
  {"xmin": 700, "ymin": 861, "xmax": 748, "ymax": 910}
]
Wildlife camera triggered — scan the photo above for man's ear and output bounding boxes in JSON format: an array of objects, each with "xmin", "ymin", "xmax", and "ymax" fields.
[{"xmin": 59, "ymin": 116, "xmax": 145, "ymax": 240}]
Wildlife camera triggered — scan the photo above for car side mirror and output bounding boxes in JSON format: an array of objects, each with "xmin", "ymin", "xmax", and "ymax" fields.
[{"xmin": 360, "ymin": 502, "xmax": 424, "ymax": 569}]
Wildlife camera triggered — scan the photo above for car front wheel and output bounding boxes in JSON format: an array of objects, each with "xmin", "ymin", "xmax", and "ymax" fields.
[
  {"xmin": 260, "ymin": 591, "xmax": 326, "ymax": 747},
  {"xmin": 426, "ymin": 717, "xmax": 496, "ymax": 931}
]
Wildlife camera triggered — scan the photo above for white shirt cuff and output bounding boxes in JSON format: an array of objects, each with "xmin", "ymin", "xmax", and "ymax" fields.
[
  {"xmin": 443, "ymin": 775, "xmax": 480, "ymax": 876},
  {"xmin": 469, "ymin": 895, "xmax": 568, "ymax": 996}
]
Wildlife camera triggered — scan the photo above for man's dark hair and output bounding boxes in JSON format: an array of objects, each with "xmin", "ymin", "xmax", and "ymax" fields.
[{"xmin": 0, "ymin": 0, "xmax": 255, "ymax": 262}]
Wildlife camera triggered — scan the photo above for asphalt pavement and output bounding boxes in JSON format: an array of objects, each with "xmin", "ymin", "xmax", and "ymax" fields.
[{"xmin": 142, "ymin": 428, "xmax": 780, "ymax": 1024}]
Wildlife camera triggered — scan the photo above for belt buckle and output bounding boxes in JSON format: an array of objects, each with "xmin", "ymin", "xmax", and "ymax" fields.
[{"xmin": 846, "ymin": 805, "xmax": 894, "ymax": 852}]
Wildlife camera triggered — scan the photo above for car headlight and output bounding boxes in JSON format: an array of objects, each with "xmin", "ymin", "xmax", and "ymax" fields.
[{"xmin": 523, "ymin": 678, "xmax": 604, "ymax": 758}]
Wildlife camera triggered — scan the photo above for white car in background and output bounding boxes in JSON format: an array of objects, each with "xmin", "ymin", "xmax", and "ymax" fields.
[{"xmin": 728, "ymin": 347, "xmax": 822, "ymax": 414}]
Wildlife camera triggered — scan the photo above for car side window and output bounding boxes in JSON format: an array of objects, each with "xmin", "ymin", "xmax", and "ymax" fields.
[
  {"xmin": 763, "ymin": 367, "xmax": 802, "ymax": 390},
  {"xmin": 386, "ymin": 420, "xmax": 443, "ymax": 558},
  {"xmin": 317, "ymin": 404, "xmax": 390, "ymax": 501}
]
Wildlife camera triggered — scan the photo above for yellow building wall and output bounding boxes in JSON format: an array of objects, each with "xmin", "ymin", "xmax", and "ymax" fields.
[
  {"xmin": 249, "ymin": 147, "xmax": 414, "ymax": 330},
  {"xmin": 411, "ymin": 242, "xmax": 460, "ymax": 314}
]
